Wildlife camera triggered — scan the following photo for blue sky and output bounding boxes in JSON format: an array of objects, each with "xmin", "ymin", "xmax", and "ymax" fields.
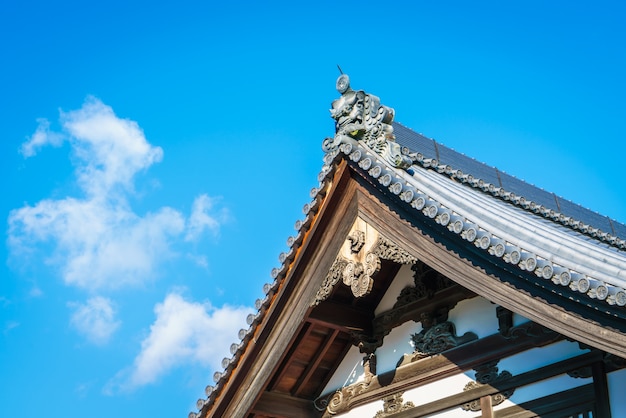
[{"xmin": 1, "ymin": 1, "xmax": 625, "ymax": 417}]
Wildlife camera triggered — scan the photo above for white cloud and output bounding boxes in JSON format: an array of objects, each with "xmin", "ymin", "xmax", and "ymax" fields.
[
  {"xmin": 185, "ymin": 194, "xmax": 227, "ymax": 241},
  {"xmin": 113, "ymin": 292, "xmax": 251, "ymax": 390},
  {"xmin": 20, "ymin": 118, "xmax": 64, "ymax": 157},
  {"xmin": 68, "ymin": 296, "xmax": 120, "ymax": 345},
  {"xmin": 60, "ymin": 96, "xmax": 163, "ymax": 196},
  {"xmin": 8, "ymin": 97, "xmax": 226, "ymax": 291}
]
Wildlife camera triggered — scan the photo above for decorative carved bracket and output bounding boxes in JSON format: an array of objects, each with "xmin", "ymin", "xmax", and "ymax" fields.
[
  {"xmin": 499, "ymin": 318, "xmax": 555, "ymax": 340},
  {"xmin": 343, "ymin": 249, "xmax": 381, "ymax": 298},
  {"xmin": 461, "ymin": 361, "xmax": 515, "ymax": 412},
  {"xmin": 312, "ymin": 218, "xmax": 416, "ymax": 304},
  {"xmin": 398, "ymin": 317, "xmax": 478, "ymax": 366},
  {"xmin": 394, "ymin": 263, "xmax": 456, "ymax": 307},
  {"xmin": 350, "ymin": 332, "xmax": 384, "ymax": 355},
  {"xmin": 373, "ymin": 392, "xmax": 415, "ymax": 418},
  {"xmin": 412, "ymin": 320, "xmax": 477, "ymax": 360},
  {"xmin": 568, "ymin": 351, "xmax": 626, "ymax": 378},
  {"xmin": 496, "ymin": 306, "xmax": 513, "ymax": 336},
  {"xmin": 312, "ymin": 258, "xmax": 348, "ymax": 306}
]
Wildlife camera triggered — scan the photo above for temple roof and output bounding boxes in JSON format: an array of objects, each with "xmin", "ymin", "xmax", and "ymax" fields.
[{"xmin": 191, "ymin": 78, "xmax": 626, "ymax": 418}]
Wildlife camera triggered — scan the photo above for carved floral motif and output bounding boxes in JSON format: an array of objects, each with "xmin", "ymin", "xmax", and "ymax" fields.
[
  {"xmin": 461, "ymin": 361, "xmax": 514, "ymax": 412},
  {"xmin": 343, "ymin": 251, "xmax": 380, "ymax": 298},
  {"xmin": 312, "ymin": 221, "xmax": 417, "ymax": 303},
  {"xmin": 325, "ymin": 380, "xmax": 371, "ymax": 416},
  {"xmin": 312, "ymin": 258, "xmax": 348, "ymax": 306},
  {"xmin": 371, "ymin": 236, "xmax": 417, "ymax": 265},
  {"xmin": 347, "ymin": 230, "xmax": 366, "ymax": 253},
  {"xmin": 373, "ymin": 392, "xmax": 415, "ymax": 418},
  {"xmin": 394, "ymin": 263, "xmax": 454, "ymax": 307}
]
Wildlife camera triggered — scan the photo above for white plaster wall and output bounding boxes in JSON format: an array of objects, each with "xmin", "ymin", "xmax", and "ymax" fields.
[
  {"xmin": 375, "ymin": 320, "xmax": 421, "ymax": 373},
  {"xmin": 499, "ymin": 340, "xmax": 587, "ymax": 376},
  {"xmin": 375, "ymin": 264, "xmax": 414, "ymax": 315},
  {"xmin": 403, "ymin": 372, "xmax": 475, "ymax": 416},
  {"xmin": 321, "ymin": 344, "xmax": 365, "ymax": 394},
  {"xmin": 608, "ymin": 368, "xmax": 626, "ymax": 416},
  {"xmin": 447, "ymin": 297, "xmax": 498, "ymax": 339}
]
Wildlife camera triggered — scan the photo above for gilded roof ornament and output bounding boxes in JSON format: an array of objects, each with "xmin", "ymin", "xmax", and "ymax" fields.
[{"xmin": 324, "ymin": 74, "xmax": 412, "ymax": 169}]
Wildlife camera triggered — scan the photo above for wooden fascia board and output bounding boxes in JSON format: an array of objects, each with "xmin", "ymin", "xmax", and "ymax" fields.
[
  {"xmin": 353, "ymin": 177, "xmax": 626, "ymax": 358},
  {"xmin": 251, "ymin": 391, "xmax": 319, "ymax": 418},
  {"xmin": 208, "ymin": 162, "xmax": 364, "ymax": 417}
]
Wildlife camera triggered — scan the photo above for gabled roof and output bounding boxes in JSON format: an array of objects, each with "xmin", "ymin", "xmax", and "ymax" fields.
[{"xmin": 191, "ymin": 77, "xmax": 626, "ymax": 418}]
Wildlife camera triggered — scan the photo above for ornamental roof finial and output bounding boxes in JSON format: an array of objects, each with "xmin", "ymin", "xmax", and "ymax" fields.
[{"xmin": 325, "ymin": 74, "xmax": 411, "ymax": 169}]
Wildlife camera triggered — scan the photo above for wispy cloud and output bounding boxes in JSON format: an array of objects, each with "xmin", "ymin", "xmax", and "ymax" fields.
[
  {"xmin": 185, "ymin": 194, "xmax": 228, "ymax": 242},
  {"xmin": 20, "ymin": 118, "xmax": 64, "ymax": 157},
  {"xmin": 107, "ymin": 292, "xmax": 251, "ymax": 392},
  {"xmin": 8, "ymin": 97, "xmax": 226, "ymax": 292},
  {"xmin": 68, "ymin": 297, "xmax": 120, "ymax": 345}
]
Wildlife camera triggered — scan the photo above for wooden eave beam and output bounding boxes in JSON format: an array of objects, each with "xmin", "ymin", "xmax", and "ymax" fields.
[
  {"xmin": 251, "ymin": 391, "xmax": 318, "ymax": 418},
  {"xmin": 307, "ymin": 301, "xmax": 373, "ymax": 333}
]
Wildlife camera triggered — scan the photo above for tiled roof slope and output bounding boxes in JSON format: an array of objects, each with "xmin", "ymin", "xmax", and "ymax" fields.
[{"xmin": 393, "ymin": 122, "xmax": 626, "ymax": 243}]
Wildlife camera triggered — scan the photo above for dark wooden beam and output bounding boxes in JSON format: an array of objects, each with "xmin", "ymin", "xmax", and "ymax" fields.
[
  {"xmin": 315, "ymin": 335, "xmax": 353, "ymax": 398},
  {"xmin": 592, "ymin": 360, "xmax": 612, "ymax": 418},
  {"xmin": 251, "ymin": 391, "xmax": 318, "ymax": 418},
  {"xmin": 293, "ymin": 329, "xmax": 340, "ymax": 397},
  {"xmin": 268, "ymin": 322, "xmax": 313, "ymax": 392},
  {"xmin": 308, "ymin": 300, "xmax": 373, "ymax": 333}
]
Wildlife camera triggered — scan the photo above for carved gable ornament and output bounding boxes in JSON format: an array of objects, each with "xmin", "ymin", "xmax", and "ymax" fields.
[
  {"xmin": 312, "ymin": 218, "xmax": 417, "ymax": 305},
  {"xmin": 324, "ymin": 74, "xmax": 412, "ymax": 169}
]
